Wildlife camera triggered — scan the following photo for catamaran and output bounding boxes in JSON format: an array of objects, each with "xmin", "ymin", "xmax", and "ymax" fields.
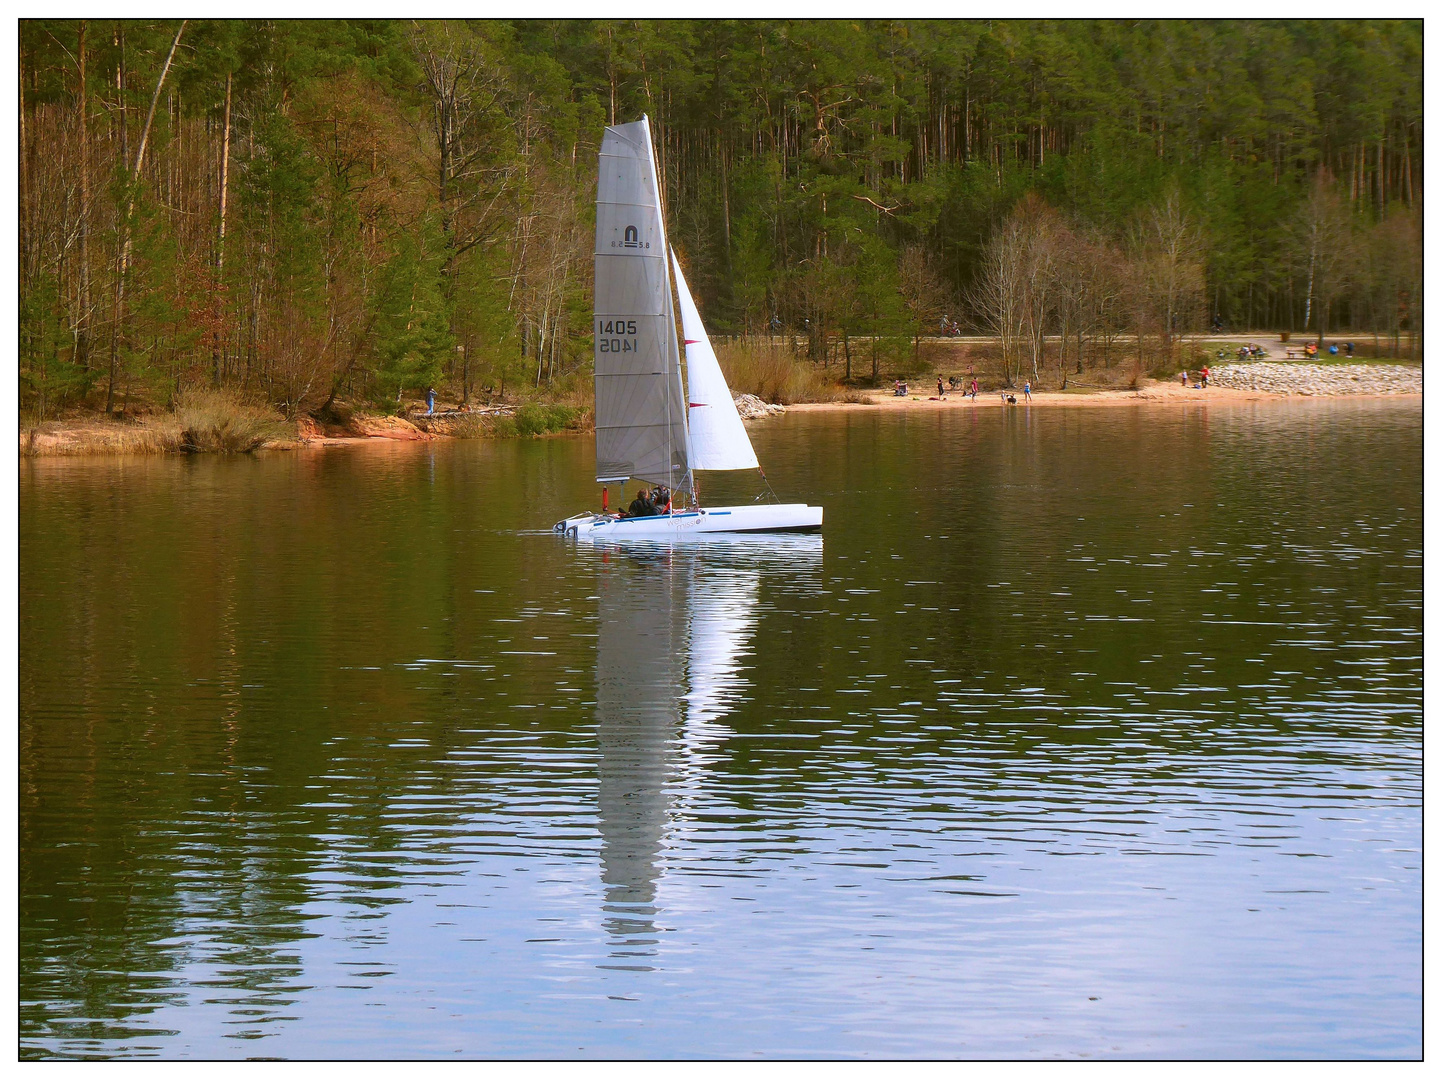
[{"xmin": 554, "ymin": 116, "xmax": 822, "ymax": 540}]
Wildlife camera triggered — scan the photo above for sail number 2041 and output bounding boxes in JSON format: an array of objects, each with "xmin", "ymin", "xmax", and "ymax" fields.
[{"xmin": 596, "ymin": 319, "xmax": 639, "ymax": 353}]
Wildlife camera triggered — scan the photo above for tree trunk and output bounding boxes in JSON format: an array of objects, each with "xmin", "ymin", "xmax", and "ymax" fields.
[
  {"xmin": 1303, "ymin": 247, "xmax": 1315, "ymax": 332},
  {"xmin": 720, "ymin": 138, "xmax": 731, "ymax": 261},
  {"xmin": 1377, "ymin": 137, "xmax": 1386, "ymax": 216},
  {"xmin": 213, "ymin": 70, "xmax": 231, "ymax": 385},
  {"xmin": 77, "ymin": 21, "xmax": 91, "ymax": 370},
  {"xmin": 108, "ymin": 19, "xmax": 185, "ymax": 414},
  {"xmin": 20, "ymin": 44, "xmax": 32, "ymax": 295}
]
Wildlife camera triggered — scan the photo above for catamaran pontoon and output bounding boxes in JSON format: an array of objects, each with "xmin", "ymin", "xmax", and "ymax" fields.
[{"xmin": 554, "ymin": 116, "xmax": 822, "ymax": 540}]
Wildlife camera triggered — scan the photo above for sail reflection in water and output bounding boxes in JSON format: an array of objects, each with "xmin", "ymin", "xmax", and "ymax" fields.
[{"xmin": 593, "ymin": 538, "xmax": 820, "ymax": 966}]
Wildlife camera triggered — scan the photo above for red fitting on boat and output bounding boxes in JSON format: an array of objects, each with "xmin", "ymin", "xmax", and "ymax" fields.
[{"xmin": 601, "ymin": 486, "xmax": 609, "ymax": 511}]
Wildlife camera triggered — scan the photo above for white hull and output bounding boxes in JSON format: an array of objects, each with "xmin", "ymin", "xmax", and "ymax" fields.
[{"xmin": 555, "ymin": 503, "xmax": 822, "ymax": 540}]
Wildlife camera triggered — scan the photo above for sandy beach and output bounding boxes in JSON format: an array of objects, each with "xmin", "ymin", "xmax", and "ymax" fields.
[{"xmin": 788, "ymin": 380, "xmax": 1420, "ymax": 414}]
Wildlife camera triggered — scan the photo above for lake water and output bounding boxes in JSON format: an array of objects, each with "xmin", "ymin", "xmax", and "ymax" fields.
[{"xmin": 19, "ymin": 400, "xmax": 1422, "ymax": 1059}]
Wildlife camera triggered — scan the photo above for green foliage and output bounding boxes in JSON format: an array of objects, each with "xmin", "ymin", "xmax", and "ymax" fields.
[
  {"xmin": 370, "ymin": 221, "xmax": 455, "ymax": 409},
  {"xmin": 19, "ymin": 271, "xmax": 93, "ymax": 420},
  {"xmin": 475, "ymin": 403, "xmax": 584, "ymax": 438},
  {"xmin": 513, "ymin": 403, "xmax": 582, "ymax": 436}
]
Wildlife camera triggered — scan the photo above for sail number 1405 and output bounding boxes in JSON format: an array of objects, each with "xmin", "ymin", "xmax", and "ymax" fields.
[{"xmin": 596, "ymin": 319, "xmax": 638, "ymax": 353}]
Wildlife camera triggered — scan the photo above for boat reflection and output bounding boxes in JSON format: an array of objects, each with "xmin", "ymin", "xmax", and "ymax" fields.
[{"xmin": 593, "ymin": 537, "xmax": 821, "ymax": 968}]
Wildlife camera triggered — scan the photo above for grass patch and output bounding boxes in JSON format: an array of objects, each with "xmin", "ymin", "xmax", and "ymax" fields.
[
  {"xmin": 714, "ymin": 339, "xmax": 848, "ymax": 404},
  {"xmin": 21, "ymin": 419, "xmax": 174, "ymax": 456}
]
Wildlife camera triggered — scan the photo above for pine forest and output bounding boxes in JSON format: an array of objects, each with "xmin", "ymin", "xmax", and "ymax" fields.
[{"xmin": 17, "ymin": 18, "xmax": 1423, "ymax": 421}]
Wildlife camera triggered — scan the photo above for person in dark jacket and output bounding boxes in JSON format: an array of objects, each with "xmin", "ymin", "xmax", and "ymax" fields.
[{"xmin": 628, "ymin": 488, "xmax": 658, "ymax": 517}]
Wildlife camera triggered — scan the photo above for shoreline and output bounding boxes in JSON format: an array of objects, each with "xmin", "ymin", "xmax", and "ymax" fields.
[
  {"xmin": 20, "ymin": 375, "xmax": 1422, "ymax": 458},
  {"xmin": 790, "ymin": 384, "xmax": 1422, "ymax": 413}
]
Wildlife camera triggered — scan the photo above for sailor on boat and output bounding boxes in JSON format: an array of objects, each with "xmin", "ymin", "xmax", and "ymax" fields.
[
  {"xmin": 554, "ymin": 115, "xmax": 822, "ymax": 540},
  {"xmin": 627, "ymin": 488, "xmax": 659, "ymax": 517}
]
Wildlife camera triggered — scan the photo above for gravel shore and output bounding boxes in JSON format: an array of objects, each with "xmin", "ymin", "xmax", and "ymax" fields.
[{"xmin": 1209, "ymin": 362, "xmax": 1421, "ymax": 396}]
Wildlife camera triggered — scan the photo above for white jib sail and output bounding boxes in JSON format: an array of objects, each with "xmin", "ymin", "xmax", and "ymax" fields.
[
  {"xmin": 671, "ymin": 250, "xmax": 760, "ymax": 472},
  {"xmin": 593, "ymin": 118, "xmax": 690, "ymax": 489}
]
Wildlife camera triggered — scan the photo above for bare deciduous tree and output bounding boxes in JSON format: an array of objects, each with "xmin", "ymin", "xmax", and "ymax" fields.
[
  {"xmin": 970, "ymin": 194, "xmax": 1063, "ymax": 386},
  {"xmin": 970, "ymin": 217, "xmax": 1026, "ymax": 386},
  {"xmin": 1292, "ymin": 169, "xmax": 1353, "ymax": 351},
  {"xmin": 1128, "ymin": 187, "xmax": 1206, "ymax": 359},
  {"xmin": 898, "ymin": 243, "xmax": 947, "ymax": 366},
  {"xmin": 410, "ymin": 20, "xmax": 514, "ymax": 267}
]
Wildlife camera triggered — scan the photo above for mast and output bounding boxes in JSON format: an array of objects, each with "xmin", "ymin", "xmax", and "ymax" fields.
[{"xmin": 641, "ymin": 117, "xmax": 692, "ymax": 499}]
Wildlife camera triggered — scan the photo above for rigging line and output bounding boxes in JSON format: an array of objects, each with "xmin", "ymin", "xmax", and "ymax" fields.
[{"xmin": 756, "ymin": 467, "xmax": 781, "ymax": 504}]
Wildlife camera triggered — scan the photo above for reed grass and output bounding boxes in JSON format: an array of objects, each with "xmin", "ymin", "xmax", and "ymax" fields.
[
  {"xmin": 713, "ymin": 339, "xmax": 849, "ymax": 404},
  {"xmin": 21, "ymin": 421, "xmax": 174, "ymax": 456}
]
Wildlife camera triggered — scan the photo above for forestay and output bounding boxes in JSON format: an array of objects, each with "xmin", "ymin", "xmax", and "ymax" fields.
[
  {"xmin": 593, "ymin": 118, "xmax": 690, "ymax": 491},
  {"xmin": 672, "ymin": 251, "xmax": 760, "ymax": 472}
]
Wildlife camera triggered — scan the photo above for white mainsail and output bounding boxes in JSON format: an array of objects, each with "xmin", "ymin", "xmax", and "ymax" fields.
[
  {"xmin": 671, "ymin": 251, "xmax": 760, "ymax": 472},
  {"xmin": 593, "ymin": 118, "xmax": 690, "ymax": 491}
]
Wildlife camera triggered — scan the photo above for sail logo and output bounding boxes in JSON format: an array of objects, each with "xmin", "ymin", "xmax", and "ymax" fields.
[{"xmin": 610, "ymin": 225, "xmax": 649, "ymax": 250}]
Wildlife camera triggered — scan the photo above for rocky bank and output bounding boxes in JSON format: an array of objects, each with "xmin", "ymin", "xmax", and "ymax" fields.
[{"xmin": 1209, "ymin": 362, "xmax": 1421, "ymax": 396}]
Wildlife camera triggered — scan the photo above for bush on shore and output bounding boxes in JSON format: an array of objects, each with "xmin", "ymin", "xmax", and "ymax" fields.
[
  {"xmin": 447, "ymin": 403, "xmax": 589, "ymax": 439},
  {"xmin": 162, "ymin": 389, "xmax": 293, "ymax": 453}
]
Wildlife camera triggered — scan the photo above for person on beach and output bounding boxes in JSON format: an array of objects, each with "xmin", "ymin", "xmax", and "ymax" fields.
[
  {"xmin": 971, "ymin": 378, "xmax": 979, "ymax": 401},
  {"xmin": 1181, "ymin": 370, "xmax": 1188, "ymax": 387},
  {"xmin": 1201, "ymin": 366, "xmax": 1209, "ymax": 388},
  {"xmin": 938, "ymin": 377, "xmax": 946, "ymax": 398},
  {"xmin": 426, "ymin": 387, "xmax": 436, "ymax": 414},
  {"xmin": 1024, "ymin": 380, "xmax": 1031, "ymax": 402}
]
